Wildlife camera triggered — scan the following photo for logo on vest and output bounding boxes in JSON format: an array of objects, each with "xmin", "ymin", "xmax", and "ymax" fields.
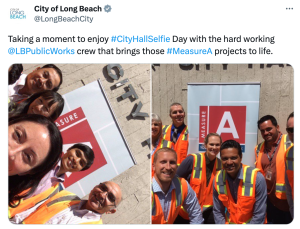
[{"xmin": 199, "ymin": 106, "xmax": 246, "ymax": 152}]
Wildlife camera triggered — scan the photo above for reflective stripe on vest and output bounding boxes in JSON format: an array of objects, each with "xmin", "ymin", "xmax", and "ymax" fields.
[
  {"xmin": 256, "ymin": 143, "xmax": 263, "ymax": 159},
  {"xmin": 255, "ymin": 134, "xmax": 293, "ymax": 199},
  {"xmin": 160, "ymin": 139, "xmax": 173, "ymax": 148},
  {"xmin": 286, "ymin": 146, "xmax": 294, "ymax": 171},
  {"xmin": 182, "ymin": 127, "xmax": 188, "ymax": 141},
  {"xmin": 46, "ymin": 195, "xmax": 81, "ymax": 208},
  {"xmin": 173, "ymin": 177, "xmax": 184, "ymax": 207},
  {"xmin": 162, "ymin": 125, "xmax": 171, "ymax": 139},
  {"xmin": 22, "ymin": 191, "xmax": 81, "ymax": 224},
  {"xmin": 242, "ymin": 166, "xmax": 260, "ymax": 197},
  {"xmin": 285, "ymin": 145, "xmax": 294, "ymax": 200},
  {"xmin": 9, "ymin": 183, "xmax": 60, "ymax": 219},
  {"xmin": 216, "ymin": 170, "xmax": 227, "ymax": 195},
  {"xmin": 151, "ymin": 190, "xmax": 156, "ymax": 216},
  {"xmin": 151, "ymin": 177, "xmax": 184, "ymax": 216},
  {"xmin": 284, "ymin": 134, "xmax": 292, "ymax": 150},
  {"xmin": 191, "ymin": 153, "xmax": 204, "ymax": 180},
  {"xmin": 216, "ymin": 165, "xmax": 259, "ymax": 224},
  {"xmin": 152, "ymin": 177, "xmax": 188, "ymax": 224}
]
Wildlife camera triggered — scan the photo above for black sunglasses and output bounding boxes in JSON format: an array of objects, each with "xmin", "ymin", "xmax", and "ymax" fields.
[
  {"xmin": 286, "ymin": 128, "xmax": 294, "ymax": 134},
  {"xmin": 99, "ymin": 183, "xmax": 116, "ymax": 208}
]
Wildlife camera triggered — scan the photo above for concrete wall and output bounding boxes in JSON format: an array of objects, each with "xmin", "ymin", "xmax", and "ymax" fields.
[
  {"xmin": 22, "ymin": 64, "xmax": 151, "ymax": 224},
  {"xmin": 152, "ymin": 64, "xmax": 294, "ymax": 143}
]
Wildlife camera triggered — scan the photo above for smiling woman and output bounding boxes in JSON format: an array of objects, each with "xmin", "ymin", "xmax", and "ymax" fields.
[
  {"xmin": 9, "ymin": 114, "xmax": 63, "ymax": 207},
  {"xmin": 9, "ymin": 90, "xmax": 64, "ymax": 121}
]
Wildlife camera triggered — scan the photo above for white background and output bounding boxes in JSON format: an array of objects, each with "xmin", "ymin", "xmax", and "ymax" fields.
[{"xmin": 3, "ymin": 0, "xmax": 299, "ymax": 227}]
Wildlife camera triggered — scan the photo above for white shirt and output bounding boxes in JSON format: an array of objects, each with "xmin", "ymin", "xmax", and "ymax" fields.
[
  {"xmin": 23, "ymin": 161, "xmax": 65, "ymax": 200},
  {"xmin": 45, "ymin": 200, "xmax": 102, "ymax": 224},
  {"xmin": 8, "ymin": 73, "xmax": 30, "ymax": 102}
]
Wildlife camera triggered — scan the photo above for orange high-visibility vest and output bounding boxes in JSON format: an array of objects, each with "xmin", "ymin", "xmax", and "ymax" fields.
[
  {"xmin": 214, "ymin": 164, "xmax": 265, "ymax": 224},
  {"xmin": 152, "ymin": 177, "xmax": 188, "ymax": 224},
  {"xmin": 162, "ymin": 125, "xmax": 188, "ymax": 165},
  {"xmin": 255, "ymin": 134, "xmax": 293, "ymax": 199},
  {"xmin": 22, "ymin": 190, "xmax": 82, "ymax": 224},
  {"xmin": 285, "ymin": 145, "xmax": 294, "ymax": 199},
  {"xmin": 179, "ymin": 153, "xmax": 222, "ymax": 219},
  {"xmin": 9, "ymin": 184, "xmax": 60, "ymax": 219},
  {"xmin": 151, "ymin": 137, "xmax": 174, "ymax": 177}
]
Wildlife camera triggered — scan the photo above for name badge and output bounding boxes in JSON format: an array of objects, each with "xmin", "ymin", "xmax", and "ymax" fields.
[{"xmin": 265, "ymin": 169, "xmax": 272, "ymax": 181}]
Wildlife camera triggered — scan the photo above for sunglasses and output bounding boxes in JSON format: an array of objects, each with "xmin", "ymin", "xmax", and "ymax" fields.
[
  {"xmin": 99, "ymin": 183, "xmax": 116, "ymax": 208},
  {"xmin": 286, "ymin": 128, "xmax": 294, "ymax": 134}
]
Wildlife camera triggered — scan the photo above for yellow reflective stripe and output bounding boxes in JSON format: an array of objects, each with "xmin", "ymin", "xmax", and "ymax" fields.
[
  {"xmin": 283, "ymin": 134, "xmax": 287, "ymax": 151},
  {"xmin": 216, "ymin": 171, "xmax": 220, "ymax": 194},
  {"xmin": 49, "ymin": 200, "xmax": 80, "ymax": 208},
  {"xmin": 199, "ymin": 154, "xmax": 203, "ymax": 179},
  {"xmin": 223, "ymin": 170, "xmax": 227, "ymax": 195},
  {"xmin": 163, "ymin": 125, "xmax": 171, "ymax": 139},
  {"xmin": 244, "ymin": 218, "xmax": 252, "ymax": 224},
  {"xmin": 180, "ymin": 178, "xmax": 183, "ymax": 205},
  {"xmin": 250, "ymin": 168, "xmax": 259, "ymax": 196},
  {"xmin": 181, "ymin": 126, "xmax": 188, "ymax": 140},
  {"xmin": 192, "ymin": 154, "xmax": 197, "ymax": 179},
  {"xmin": 216, "ymin": 170, "xmax": 227, "ymax": 195},
  {"xmin": 151, "ymin": 191, "xmax": 154, "ymax": 209},
  {"xmin": 167, "ymin": 141, "xmax": 172, "ymax": 148},
  {"xmin": 181, "ymin": 205, "xmax": 188, "ymax": 213},
  {"xmin": 276, "ymin": 183, "xmax": 286, "ymax": 193},
  {"xmin": 242, "ymin": 165, "xmax": 250, "ymax": 196}
]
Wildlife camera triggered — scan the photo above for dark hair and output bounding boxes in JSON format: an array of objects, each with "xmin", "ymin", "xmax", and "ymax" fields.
[
  {"xmin": 153, "ymin": 147, "xmax": 177, "ymax": 163},
  {"xmin": 9, "ymin": 90, "xmax": 64, "ymax": 121},
  {"xmin": 257, "ymin": 115, "xmax": 278, "ymax": 129},
  {"xmin": 41, "ymin": 64, "xmax": 63, "ymax": 92},
  {"xmin": 9, "ymin": 114, "xmax": 63, "ymax": 208},
  {"xmin": 68, "ymin": 143, "xmax": 95, "ymax": 171},
  {"xmin": 287, "ymin": 112, "xmax": 294, "ymax": 122},
  {"xmin": 220, "ymin": 140, "xmax": 242, "ymax": 158},
  {"xmin": 9, "ymin": 64, "xmax": 23, "ymax": 85}
]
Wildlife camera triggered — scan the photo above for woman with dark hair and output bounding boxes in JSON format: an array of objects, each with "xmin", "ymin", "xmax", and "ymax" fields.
[
  {"xmin": 9, "ymin": 114, "xmax": 63, "ymax": 208},
  {"xmin": 9, "ymin": 64, "xmax": 23, "ymax": 85},
  {"xmin": 9, "ymin": 90, "xmax": 64, "ymax": 121}
]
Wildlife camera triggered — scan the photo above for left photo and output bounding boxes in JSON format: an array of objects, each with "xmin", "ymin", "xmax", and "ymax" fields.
[{"xmin": 8, "ymin": 64, "xmax": 151, "ymax": 224}]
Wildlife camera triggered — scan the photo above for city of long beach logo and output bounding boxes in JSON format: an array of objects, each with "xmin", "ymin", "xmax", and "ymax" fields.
[{"xmin": 10, "ymin": 8, "xmax": 26, "ymax": 19}]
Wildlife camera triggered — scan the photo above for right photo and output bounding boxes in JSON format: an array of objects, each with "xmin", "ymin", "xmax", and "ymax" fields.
[{"xmin": 151, "ymin": 64, "xmax": 294, "ymax": 224}]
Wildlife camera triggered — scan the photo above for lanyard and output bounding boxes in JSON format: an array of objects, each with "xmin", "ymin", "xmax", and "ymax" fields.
[{"xmin": 266, "ymin": 135, "xmax": 282, "ymax": 166}]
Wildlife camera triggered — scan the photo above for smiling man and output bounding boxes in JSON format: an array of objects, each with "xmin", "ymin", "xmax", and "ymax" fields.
[
  {"xmin": 8, "ymin": 64, "xmax": 63, "ymax": 102},
  {"xmin": 162, "ymin": 103, "xmax": 189, "ymax": 165},
  {"xmin": 213, "ymin": 140, "xmax": 267, "ymax": 224},
  {"xmin": 285, "ymin": 112, "xmax": 294, "ymax": 219},
  {"xmin": 19, "ymin": 181, "xmax": 122, "ymax": 224},
  {"xmin": 151, "ymin": 147, "xmax": 203, "ymax": 224},
  {"xmin": 255, "ymin": 115, "xmax": 293, "ymax": 224}
]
